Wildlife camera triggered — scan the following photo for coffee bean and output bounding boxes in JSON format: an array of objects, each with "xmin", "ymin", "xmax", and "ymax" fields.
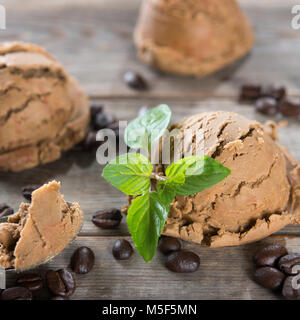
[
  {"xmin": 107, "ymin": 121, "xmax": 120, "ymax": 138},
  {"xmin": 51, "ymin": 296, "xmax": 67, "ymax": 300},
  {"xmin": 158, "ymin": 237, "xmax": 181, "ymax": 255},
  {"xmin": 17, "ymin": 273, "xmax": 43, "ymax": 291},
  {"xmin": 255, "ymin": 97, "xmax": 279, "ymax": 116},
  {"xmin": 1, "ymin": 286, "xmax": 32, "ymax": 300},
  {"xmin": 112, "ymin": 239, "xmax": 133, "ymax": 260},
  {"xmin": 46, "ymin": 269, "xmax": 76, "ymax": 298},
  {"xmin": 253, "ymin": 267, "xmax": 285, "ymax": 291},
  {"xmin": 93, "ymin": 113, "xmax": 116, "ymax": 130},
  {"xmin": 279, "ymin": 98, "xmax": 300, "ymax": 117},
  {"xmin": 124, "ymin": 71, "xmax": 147, "ymax": 91},
  {"xmin": 166, "ymin": 251, "xmax": 200, "ymax": 273},
  {"xmin": 81, "ymin": 131, "xmax": 98, "ymax": 150},
  {"xmin": 262, "ymin": 84, "xmax": 286, "ymax": 101},
  {"xmin": 0, "ymin": 203, "xmax": 14, "ymax": 218},
  {"xmin": 71, "ymin": 246, "xmax": 95, "ymax": 274},
  {"xmin": 92, "ymin": 209, "xmax": 122, "ymax": 229},
  {"xmin": 278, "ymin": 254, "xmax": 300, "ymax": 275},
  {"xmin": 239, "ymin": 84, "xmax": 262, "ymax": 101},
  {"xmin": 90, "ymin": 101, "xmax": 103, "ymax": 120},
  {"xmin": 282, "ymin": 276, "xmax": 300, "ymax": 300},
  {"xmin": 254, "ymin": 244, "xmax": 288, "ymax": 267},
  {"xmin": 22, "ymin": 185, "xmax": 41, "ymax": 201}
]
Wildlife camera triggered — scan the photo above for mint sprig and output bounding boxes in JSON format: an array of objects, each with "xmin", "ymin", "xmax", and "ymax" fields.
[{"xmin": 102, "ymin": 105, "xmax": 231, "ymax": 262}]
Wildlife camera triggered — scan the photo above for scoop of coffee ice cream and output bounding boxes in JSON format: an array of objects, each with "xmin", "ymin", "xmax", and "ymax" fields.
[
  {"xmin": 0, "ymin": 181, "xmax": 83, "ymax": 270},
  {"xmin": 134, "ymin": 0, "xmax": 254, "ymax": 76},
  {"xmin": 0, "ymin": 42, "xmax": 90, "ymax": 172},
  {"xmin": 155, "ymin": 111, "xmax": 300, "ymax": 247}
]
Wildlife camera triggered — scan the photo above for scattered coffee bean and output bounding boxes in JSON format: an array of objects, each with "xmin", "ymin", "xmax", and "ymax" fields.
[
  {"xmin": 240, "ymin": 84, "xmax": 262, "ymax": 101},
  {"xmin": 92, "ymin": 209, "xmax": 122, "ymax": 229},
  {"xmin": 282, "ymin": 276, "xmax": 300, "ymax": 300},
  {"xmin": 90, "ymin": 101, "xmax": 103, "ymax": 120},
  {"xmin": 166, "ymin": 251, "xmax": 200, "ymax": 273},
  {"xmin": 0, "ymin": 203, "xmax": 13, "ymax": 218},
  {"xmin": 254, "ymin": 244, "xmax": 288, "ymax": 267},
  {"xmin": 93, "ymin": 112, "xmax": 116, "ymax": 130},
  {"xmin": 51, "ymin": 296, "xmax": 67, "ymax": 300},
  {"xmin": 124, "ymin": 71, "xmax": 147, "ymax": 91},
  {"xmin": 255, "ymin": 97, "xmax": 279, "ymax": 116},
  {"xmin": 158, "ymin": 237, "xmax": 181, "ymax": 255},
  {"xmin": 112, "ymin": 239, "xmax": 133, "ymax": 260},
  {"xmin": 107, "ymin": 121, "xmax": 120, "ymax": 138},
  {"xmin": 71, "ymin": 246, "xmax": 95, "ymax": 274},
  {"xmin": 17, "ymin": 274, "xmax": 43, "ymax": 291},
  {"xmin": 46, "ymin": 269, "xmax": 76, "ymax": 298},
  {"xmin": 279, "ymin": 98, "xmax": 300, "ymax": 117},
  {"xmin": 262, "ymin": 84, "xmax": 286, "ymax": 101},
  {"xmin": 81, "ymin": 131, "xmax": 98, "ymax": 150},
  {"xmin": 1, "ymin": 286, "xmax": 32, "ymax": 300},
  {"xmin": 22, "ymin": 185, "xmax": 41, "ymax": 201},
  {"xmin": 253, "ymin": 267, "xmax": 286, "ymax": 291},
  {"xmin": 278, "ymin": 254, "xmax": 300, "ymax": 275}
]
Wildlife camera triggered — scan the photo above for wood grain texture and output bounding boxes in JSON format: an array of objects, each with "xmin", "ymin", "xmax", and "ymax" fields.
[
  {"xmin": 5, "ymin": 235, "xmax": 300, "ymax": 300},
  {"xmin": 1, "ymin": 0, "xmax": 300, "ymax": 98}
]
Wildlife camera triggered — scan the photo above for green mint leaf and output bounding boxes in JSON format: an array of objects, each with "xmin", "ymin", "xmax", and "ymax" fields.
[
  {"xmin": 125, "ymin": 104, "xmax": 171, "ymax": 150},
  {"xmin": 102, "ymin": 153, "xmax": 153, "ymax": 195},
  {"xmin": 127, "ymin": 191, "xmax": 169, "ymax": 262},
  {"xmin": 157, "ymin": 182, "xmax": 176, "ymax": 212},
  {"xmin": 166, "ymin": 155, "xmax": 231, "ymax": 196}
]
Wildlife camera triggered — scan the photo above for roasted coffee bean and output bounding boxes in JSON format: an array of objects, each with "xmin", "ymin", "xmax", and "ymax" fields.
[
  {"xmin": 158, "ymin": 237, "xmax": 181, "ymax": 255},
  {"xmin": 92, "ymin": 209, "xmax": 122, "ymax": 229},
  {"xmin": 166, "ymin": 251, "xmax": 200, "ymax": 273},
  {"xmin": 81, "ymin": 131, "xmax": 98, "ymax": 150},
  {"xmin": 90, "ymin": 101, "xmax": 103, "ymax": 119},
  {"xmin": 123, "ymin": 71, "xmax": 147, "ymax": 90},
  {"xmin": 1, "ymin": 286, "xmax": 32, "ymax": 300},
  {"xmin": 93, "ymin": 112, "xmax": 116, "ymax": 130},
  {"xmin": 255, "ymin": 97, "xmax": 279, "ymax": 116},
  {"xmin": 17, "ymin": 273, "xmax": 43, "ymax": 291},
  {"xmin": 51, "ymin": 296, "xmax": 67, "ymax": 300},
  {"xmin": 282, "ymin": 276, "xmax": 300, "ymax": 300},
  {"xmin": 278, "ymin": 254, "xmax": 300, "ymax": 275},
  {"xmin": 22, "ymin": 185, "xmax": 41, "ymax": 201},
  {"xmin": 107, "ymin": 121, "xmax": 120, "ymax": 138},
  {"xmin": 112, "ymin": 239, "xmax": 133, "ymax": 260},
  {"xmin": 254, "ymin": 244, "xmax": 288, "ymax": 267},
  {"xmin": 279, "ymin": 98, "xmax": 300, "ymax": 117},
  {"xmin": 46, "ymin": 269, "xmax": 76, "ymax": 298},
  {"xmin": 0, "ymin": 203, "xmax": 14, "ymax": 218},
  {"xmin": 239, "ymin": 84, "xmax": 262, "ymax": 101},
  {"xmin": 71, "ymin": 246, "xmax": 95, "ymax": 274},
  {"xmin": 253, "ymin": 267, "xmax": 286, "ymax": 291},
  {"xmin": 262, "ymin": 84, "xmax": 286, "ymax": 101}
]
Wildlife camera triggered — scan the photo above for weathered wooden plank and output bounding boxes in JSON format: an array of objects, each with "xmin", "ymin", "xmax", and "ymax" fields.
[
  {"xmin": 1, "ymin": 0, "xmax": 300, "ymax": 98},
  {"xmin": 5, "ymin": 235, "xmax": 300, "ymax": 300},
  {"xmin": 0, "ymin": 99, "xmax": 299, "ymax": 237}
]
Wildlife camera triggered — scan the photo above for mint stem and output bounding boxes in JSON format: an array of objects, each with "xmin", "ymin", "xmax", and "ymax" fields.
[{"xmin": 149, "ymin": 173, "xmax": 167, "ymax": 182}]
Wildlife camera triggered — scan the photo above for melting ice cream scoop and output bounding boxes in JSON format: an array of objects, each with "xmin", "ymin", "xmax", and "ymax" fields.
[{"xmin": 0, "ymin": 181, "xmax": 83, "ymax": 272}]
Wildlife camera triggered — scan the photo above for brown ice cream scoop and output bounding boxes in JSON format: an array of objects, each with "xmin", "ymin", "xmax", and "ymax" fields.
[
  {"xmin": 134, "ymin": 0, "xmax": 254, "ymax": 76},
  {"xmin": 0, "ymin": 181, "xmax": 83, "ymax": 271},
  {"xmin": 124, "ymin": 111, "xmax": 300, "ymax": 247},
  {"xmin": 0, "ymin": 42, "xmax": 90, "ymax": 172}
]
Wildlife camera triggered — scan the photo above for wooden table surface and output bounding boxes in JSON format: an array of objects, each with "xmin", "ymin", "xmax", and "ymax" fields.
[{"xmin": 0, "ymin": 0, "xmax": 300, "ymax": 300}]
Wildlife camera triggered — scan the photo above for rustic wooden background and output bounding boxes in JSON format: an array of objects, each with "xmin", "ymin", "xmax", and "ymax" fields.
[{"xmin": 0, "ymin": 0, "xmax": 300, "ymax": 300}]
